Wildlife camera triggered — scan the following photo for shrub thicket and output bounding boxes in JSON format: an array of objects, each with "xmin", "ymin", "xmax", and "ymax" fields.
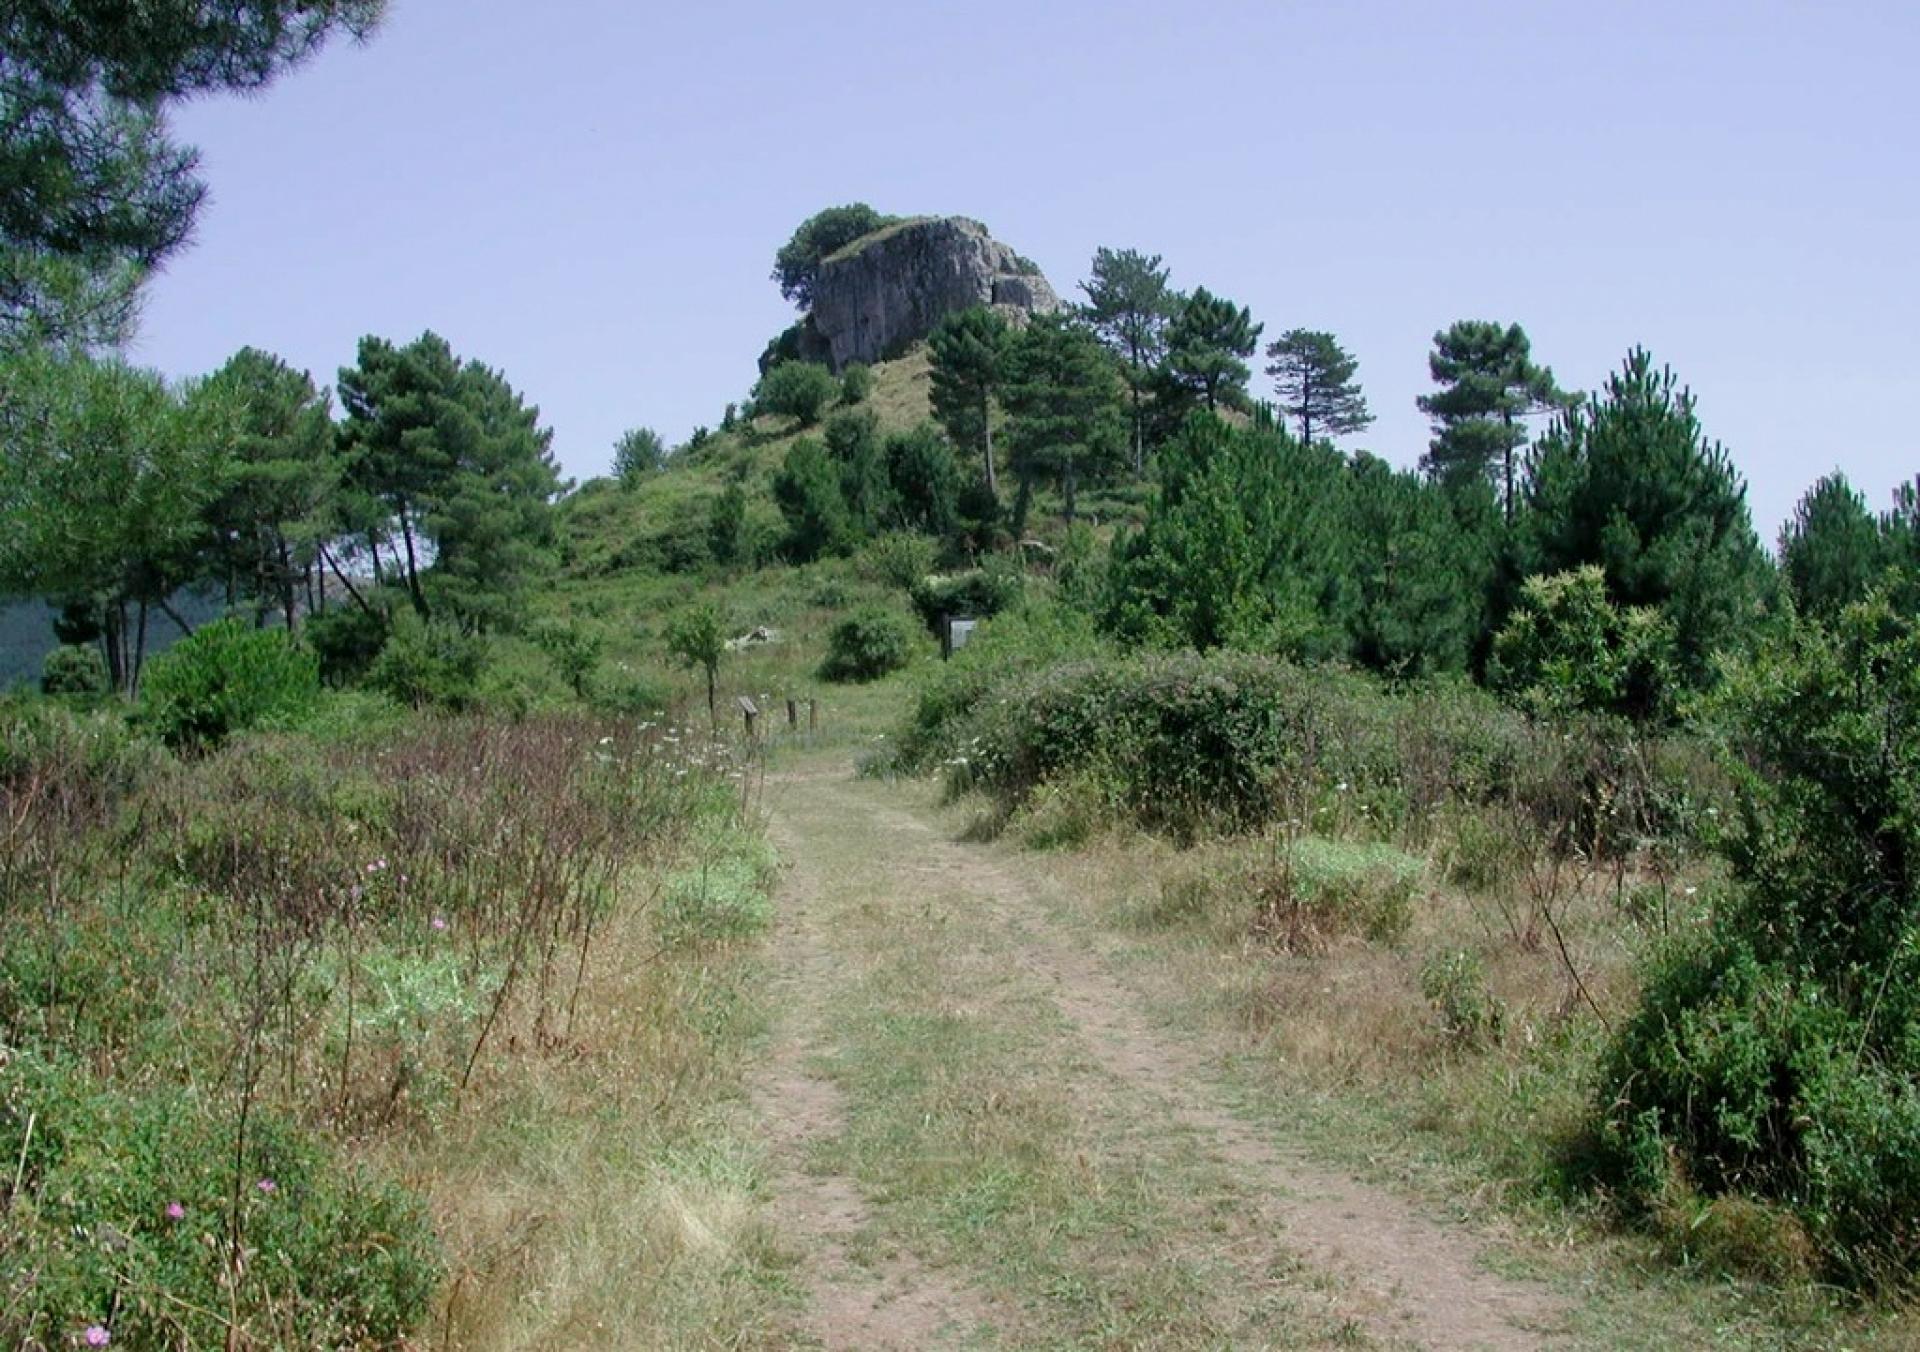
[
  {"xmin": 39, "ymin": 643, "xmax": 108, "ymax": 695},
  {"xmin": 1592, "ymin": 596, "xmax": 1920, "ymax": 1282},
  {"xmin": 139, "ymin": 618, "xmax": 319, "ymax": 749},
  {"xmin": 755, "ymin": 361, "xmax": 838, "ymax": 427},
  {"xmin": 820, "ymin": 605, "xmax": 915, "ymax": 682}
]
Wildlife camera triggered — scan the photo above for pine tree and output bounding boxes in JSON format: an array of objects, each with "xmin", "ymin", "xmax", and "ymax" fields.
[
  {"xmin": 1516, "ymin": 347, "xmax": 1767, "ymax": 687},
  {"xmin": 198, "ymin": 347, "xmax": 339, "ymax": 630},
  {"xmin": 2, "ymin": 1, "xmax": 383, "ymax": 351},
  {"xmin": 1343, "ymin": 455, "xmax": 1489, "ymax": 675},
  {"xmin": 1107, "ymin": 416, "xmax": 1351, "ymax": 655},
  {"xmin": 1078, "ymin": 247, "xmax": 1174, "ymax": 474},
  {"xmin": 1159, "ymin": 287, "xmax": 1262, "ymax": 415},
  {"xmin": 0, "ymin": 349, "xmax": 231, "ymax": 691},
  {"xmin": 1264, "ymin": 329, "xmax": 1373, "ymax": 447},
  {"xmin": 928, "ymin": 306, "xmax": 1008, "ymax": 497},
  {"xmin": 1418, "ymin": 320, "xmax": 1567, "ymax": 517},
  {"xmin": 1779, "ymin": 472, "xmax": 1885, "ymax": 621},
  {"xmin": 999, "ymin": 313, "xmax": 1126, "ymax": 527},
  {"xmin": 337, "ymin": 332, "xmax": 559, "ymax": 627},
  {"xmin": 772, "ymin": 437, "xmax": 851, "ymax": 562}
]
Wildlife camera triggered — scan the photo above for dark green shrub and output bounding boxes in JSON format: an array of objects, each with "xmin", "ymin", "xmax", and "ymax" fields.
[
  {"xmin": 840, "ymin": 362, "xmax": 872, "ymax": 405},
  {"xmin": 39, "ymin": 643, "xmax": 107, "ymax": 695},
  {"xmin": 773, "ymin": 438, "xmax": 852, "ymax": 562},
  {"xmin": 892, "ymin": 602, "xmax": 1104, "ymax": 773},
  {"xmin": 820, "ymin": 606, "xmax": 915, "ymax": 683},
  {"xmin": 303, "ymin": 605, "xmax": 390, "ymax": 685},
  {"xmin": 139, "ymin": 619, "xmax": 319, "ymax": 750},
  {"xmin": 1591, "ymin": 595, "xmax": 1920, "ymax": 1282},
  {"xmin": 365, "ymin": 616, "xmax": 486, "ymax": 711},
  {"xmin": 908, "ymin": 562, "xmax": 1025, "ymax": 632},
  {"xmin": 755, "ymin": 360, "xmax": 838, "ymax": 427}
]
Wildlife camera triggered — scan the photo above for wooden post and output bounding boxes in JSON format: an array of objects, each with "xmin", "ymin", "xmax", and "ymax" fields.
[
  {"xmin": 737, "ymin": 695, "xmax": 760, "ymax": 741},
  {"xmin": 786, "ymin": 697, "xmax": 798, "ymax": 730},
  {"xmin": 807, "ymin": 699, "xmax": 818, "ymax": 734}
]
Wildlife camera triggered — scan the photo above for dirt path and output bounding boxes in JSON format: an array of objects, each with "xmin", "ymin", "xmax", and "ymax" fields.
[
  {"xmin": 749, "ymin": 759, "xmax": 1569, "ymax": 1350},
  {"xmin": 748, "ymin": 793, "xmax": 999, "ymax": 1350}
]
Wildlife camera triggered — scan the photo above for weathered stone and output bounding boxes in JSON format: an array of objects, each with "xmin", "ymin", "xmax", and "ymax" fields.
[{"xmin": 802, "ymin": 216, "xmax": 1059, "ymax": 371}]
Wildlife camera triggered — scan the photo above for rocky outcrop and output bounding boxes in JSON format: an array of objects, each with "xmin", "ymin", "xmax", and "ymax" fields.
[{"xmin": 799, "ymin": 217, "xmax": 1060, "ymax": 371}]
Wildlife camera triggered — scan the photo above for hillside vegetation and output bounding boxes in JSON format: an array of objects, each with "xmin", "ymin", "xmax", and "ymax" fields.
[{"xmin": 5, "ymin": 171, "xmax": 1920, "ymax": 1349}]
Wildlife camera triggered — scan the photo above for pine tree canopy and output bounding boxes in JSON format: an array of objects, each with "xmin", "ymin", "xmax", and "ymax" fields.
[
  {"xmin": 1517, "ymin": 347, "xmax": 1767, "ymax": 686},
  {"xmin": 1161, "ymin": 287, "xmax": 1262, "ymax": 414},
  {"xmin": 1, "ymin": 1, "xmax": 384, "ymax": 352},
  {"xmin": 1264, "ymin": 328, "xmax": 1373, "ymax": 447},
  {"xmin": 1418, "ymin": 319, "xmax": 1567, "ymax": 513},
  {"xmin": 1780, "ymin": 471, "xmax": 1886, "ymax": 620}
]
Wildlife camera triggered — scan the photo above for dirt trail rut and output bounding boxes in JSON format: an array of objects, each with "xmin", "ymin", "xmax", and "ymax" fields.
[{"xmin": 750, "ymin": 762, "xmax": 1569, "ymax": 1350}]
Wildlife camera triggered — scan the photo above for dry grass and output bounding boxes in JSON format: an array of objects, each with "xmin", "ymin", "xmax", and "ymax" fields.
[
  {"xmin": 395, "ymin": 886, "xmax": 789, "ymax": 1349},
  {"xmin": 993, "ymin": 809, "xmax": 1920, "ymax": 1348}
]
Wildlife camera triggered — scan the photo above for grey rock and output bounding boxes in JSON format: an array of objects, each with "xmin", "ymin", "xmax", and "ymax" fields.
[{"xmin": 804, "ymin": 216, "xmax": 1059, "ymax": 371}]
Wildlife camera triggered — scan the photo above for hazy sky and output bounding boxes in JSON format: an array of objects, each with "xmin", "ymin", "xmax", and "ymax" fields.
[{"xmin": 133, "ymin": 0, "xmax": 1917, "ymax": 541}]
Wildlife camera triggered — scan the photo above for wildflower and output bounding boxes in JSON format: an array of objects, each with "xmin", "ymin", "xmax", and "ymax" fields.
[
  {"xmin": 431, "ymin": 915, "xmax": 448, "ymax": 931},
  {"xmin": 1336, "ymin": 782, "xmax": 1349, "ymax": 793},
  {"xmin": 256, "ymin": 1178, "xmax": 277, "ymax": 1194},
  {"xmin": 1684, "ymin": 886, "xmax": 1698, "ymax": 897},
  {"xmin": 165, "ymin": 1202, "xmax": 185, "ymax": 1221},
  {"xmin": 85, "ymin": 1327, "xmax": 110, "ymax": 1347}
]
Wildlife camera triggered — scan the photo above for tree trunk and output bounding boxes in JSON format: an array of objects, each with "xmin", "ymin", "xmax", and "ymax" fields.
[
  {"xmin": 1502, "ymin": 410, "xmax": 1516, "ymax": 523},
  {"xmin": 981, "ymin": 392, "xmax": 998, "ymax": 497},
  {"xmin": 104, "ymin": 604, "xmax": 125, "ymax": 696},
  {"xmin": 1130, "ymin": 382, "xmax": 1144, "ymax": 477},
  {"xmin": 1063, "ymin": 448, "xmax": 1077, "ymax": 525},
  {"xmin": 155, "ymin": 596, "xmax": 196, "ymax": 638},
  {"xmin": 367, "ymin": 531, "xmax": 386, "ymax": 586},
  {"xmin": 320, "ymin": 543, "xmax": 380, "ymax": 618},
  {"xmin": 705, "ymin": 667, "xmax": 717, "ymax": 729},
  {"xmin": 278, "ymin": 537, "xmax": 297, "ymax": 633},
  {"xmin": 398, "ymin": 506, "xmax": 429, "ymax": 619},
  {"xmin": 130, "ymin": 601, "xmax": 149, "ymax": 700}
]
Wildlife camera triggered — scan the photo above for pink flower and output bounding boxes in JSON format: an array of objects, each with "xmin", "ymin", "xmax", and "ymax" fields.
[
  {"xmin": 85, "ymin": 1327, "xmax": 110, "ymax": 1347},
  {"xmin": 256, "ymin": 1178, "xmax": 276, "ymax": 1194},
  {"xmin": 164, "ymin": 1201, "xmax": 185, "ymax": 1221},
  {"xmin": 430, "ymin": 915, "xmax": 447, "ymax": 931}
]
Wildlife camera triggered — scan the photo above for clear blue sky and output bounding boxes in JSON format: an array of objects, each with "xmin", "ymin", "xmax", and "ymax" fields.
[{"xmin": 132, "ymin": 0, "xmax": 1918, "ymax": 542}]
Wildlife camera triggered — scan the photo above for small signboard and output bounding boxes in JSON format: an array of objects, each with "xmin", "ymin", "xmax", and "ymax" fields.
[{"xmin": 942, "ymin": 615, "xmax": 979, "ymax": 660}]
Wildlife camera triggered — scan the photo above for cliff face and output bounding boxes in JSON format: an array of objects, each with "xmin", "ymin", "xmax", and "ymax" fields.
[{"xmin": 801, "ymin": 217, "xmax": 1060, "ymax": 370}]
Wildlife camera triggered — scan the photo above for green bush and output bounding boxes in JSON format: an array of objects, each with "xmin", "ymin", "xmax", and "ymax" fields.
[
  {"xmin": 365, "ymin": 616, "xmax": 486, "ymax": 711},
  {"xmin": 303, "ymin": 605, "xmax": 390, "ymax": 686},
  {"xmin": 839, "ymin": 361, "xmax": 872, "ymax": 405},
  {"xmin": 39, "ymin": 643, "xmax": 108, "ymax": 695},
  {"xmin": 0, "ymin": 1049, "xmax": 440, "ymax": 1347},
  {"xmin": 820, "ymin": 606, "xmax": 915, "ymax": 683},
  {"xmin": 1420, "ymin": 949, "xmax": 1506, "ymax": 1049},
  {"xmin": 1489, "ymin": 567, "xmax": 1675, "ymax": 720},
  {"xmin": 908, "ymin": 562, "xmax": 1025, "ymax": 632},
  {"xmin": 754, "ymin": 360, "xmax": 838, "ymax": 427},
  {"xmin": 891, "ymin": 602, "xmax": 1104, "ymax": 774},
  {"xmin": 1591, "ymin": 595, "xmax": 1920, "ymax": 1282},
  {"xmin": 857, "ymin": 531, "xmax": 938, "ymax": 591},
  {"xmin": 139, "ymin": 619, "xmax": 319, "ymax": 750}
]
